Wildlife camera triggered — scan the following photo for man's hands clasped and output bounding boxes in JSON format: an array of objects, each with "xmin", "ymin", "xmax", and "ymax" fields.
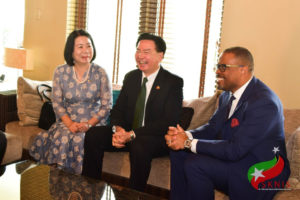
[
  {"xmin": 165, "ymin": 124, "xmax": 188, "ymax": 150},
  {"xmin": 112, "ymin": 126, "xmax": 132, "ymax": 148}
]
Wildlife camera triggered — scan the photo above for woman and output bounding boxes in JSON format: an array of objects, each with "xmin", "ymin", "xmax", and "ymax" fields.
[{"xmin": 30, "ymin": 30, "xmax": 112, "ymax": 174}]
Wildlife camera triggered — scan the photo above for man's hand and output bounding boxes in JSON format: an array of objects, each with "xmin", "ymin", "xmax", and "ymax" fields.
[
  {"xmin": 112, "ymin": 126, "xmax": 131, "ymax": 148},
  {"xmin": 115, "ymin": 126, "xmax": 125, "ymax": 133},
  {"xmin": 165, "ymin": 124, "xmax": 188, "ymax": 150}
]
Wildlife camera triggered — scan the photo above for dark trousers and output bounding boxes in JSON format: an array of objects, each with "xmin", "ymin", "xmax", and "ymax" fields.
[
  {"xmin": 170, "ymin": 150, "xmax": 289, "ymax": 200},
  {"xmin": 0, "ymin": 131, "xmax": 7, "ymax": 165},
  {"xmin": 82, "ymin": 126, "xmax": 169, "ymax": 191}
]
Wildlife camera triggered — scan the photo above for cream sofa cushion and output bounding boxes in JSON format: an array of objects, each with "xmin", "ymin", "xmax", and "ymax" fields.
[
  {"xmin": 17, "ymin": 77, "xmax": 52, "ymax": 126},
  {"xmin": 184, "ymin": 90, "xmax": 221, "ymax": 130}
]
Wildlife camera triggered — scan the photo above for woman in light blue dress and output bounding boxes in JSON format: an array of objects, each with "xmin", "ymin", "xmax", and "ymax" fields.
[{"xmin": 30, "ymin": 30, "xmax": 112, "ymax": 174}]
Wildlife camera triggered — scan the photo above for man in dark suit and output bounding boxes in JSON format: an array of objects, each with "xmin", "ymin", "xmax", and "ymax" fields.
[
  {"xmin": 166, "ymin": 47, "xmax": 290, "ymax": 200},
  {"xmin": 82, "ymin": 33, "xmax": 183, "ymax": 191}
]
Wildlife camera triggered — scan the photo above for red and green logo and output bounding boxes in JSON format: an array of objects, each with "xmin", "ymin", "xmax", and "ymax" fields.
[{"xmin": 247, "ymin": 147, "xmax": 285, "ymax": 190}]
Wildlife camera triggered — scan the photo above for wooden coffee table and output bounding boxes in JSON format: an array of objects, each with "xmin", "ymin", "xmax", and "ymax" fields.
[{"xmin": 0, "ymin": 160, "xmax": 166, "ymax": 200}]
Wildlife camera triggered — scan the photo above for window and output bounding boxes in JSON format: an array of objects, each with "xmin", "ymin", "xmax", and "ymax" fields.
[
  {"xmin": 86, "ymin": 0, "xmax": 118, "ymax": 82},
  {"xmin": 161, "ymin": 0, "xmax": 223, "ymax": 98},
  {"xmin": 68, "ymin": 0, "xmax": 224, "ymax": 98},
  {"xmin": 0, "ymin": 0, "xmax": 25, "ymax": 85},
  {"xmin": 162, "ymin": 0, "xmax": 208, "ymax": 99},
  {"xmin": 87, "ymin": 0, "xmax": 139, "ymax": 83}
]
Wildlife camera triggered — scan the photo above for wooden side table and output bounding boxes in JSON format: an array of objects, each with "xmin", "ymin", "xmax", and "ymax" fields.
[{"xmin": 0, "ymin": 90, "xmax": 18, "ymax": 131}]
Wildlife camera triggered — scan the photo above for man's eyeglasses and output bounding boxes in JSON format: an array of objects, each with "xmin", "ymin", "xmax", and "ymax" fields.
[{"xmin": 215, "ymin": 64, "xmax": 244, "ymax": 72}]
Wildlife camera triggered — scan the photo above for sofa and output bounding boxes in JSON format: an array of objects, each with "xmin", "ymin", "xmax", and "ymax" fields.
[{"xmin": 2, "ymin": 77, "xmax": 300, "ymax": 199}]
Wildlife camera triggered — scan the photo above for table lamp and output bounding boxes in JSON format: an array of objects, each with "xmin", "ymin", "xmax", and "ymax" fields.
[{"xmin": 3, "ymin": 47, "xmax": 34, "ymax": 77}]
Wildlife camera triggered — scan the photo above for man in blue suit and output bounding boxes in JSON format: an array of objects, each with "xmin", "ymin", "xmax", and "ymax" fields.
[{"xmin": 165, "ymin": 47, "xmax": 290, "ymax": 200}]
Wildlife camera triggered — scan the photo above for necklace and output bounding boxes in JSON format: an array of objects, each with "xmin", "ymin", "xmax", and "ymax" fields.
[{"xmin": 73, "ymin": 64, "xmax": 91, "ymax": 83}]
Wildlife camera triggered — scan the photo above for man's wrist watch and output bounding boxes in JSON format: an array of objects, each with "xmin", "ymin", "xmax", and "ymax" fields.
[
  {"xmin": 184, "ymin": 139, "xmax": 192, "ymax": 149},
  {"xmin": 129, "ymin": 131, "xmax": 135, "ymax": 141},
  {"xmin": 112, "ymin": 125, "xmax": 116, "ymax": 132}
]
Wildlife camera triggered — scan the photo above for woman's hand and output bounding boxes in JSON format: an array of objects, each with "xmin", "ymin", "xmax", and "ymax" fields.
[
  {"xmin": 68, "ymin": 122, "xmax": 79, "ymax": 133},
  {"xmin": 77, "ymin": 122, "xmax": 90, "ymax": 133}
]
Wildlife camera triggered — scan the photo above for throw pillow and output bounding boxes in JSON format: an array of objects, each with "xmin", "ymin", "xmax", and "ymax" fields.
[
  {"xmin": 179, "ymin": 107, "xmax": 194, "ymax": 130},
  {"xmin": 17, "ymin": 77, "xmax": 52, "ymax": 126},
  {"xmin": 183, "ymin": 90, "xmax": 222, "ymax": 130}
]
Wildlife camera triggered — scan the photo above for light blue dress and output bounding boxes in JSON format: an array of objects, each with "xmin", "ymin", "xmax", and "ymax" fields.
[{"xmin": 30, "ymin": 63, "xmax": 112, "ymax": 174}]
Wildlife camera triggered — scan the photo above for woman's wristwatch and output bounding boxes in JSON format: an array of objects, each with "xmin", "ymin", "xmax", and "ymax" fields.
[{"xmin": 86, "ymin": 123, "xmax": 92, "ymax": 129}]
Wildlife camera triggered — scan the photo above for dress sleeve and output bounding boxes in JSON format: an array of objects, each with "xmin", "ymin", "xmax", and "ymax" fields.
[
  {"xmin": 52, "ymin": 66, "xmax": 68, "ymax": 119},
  {"xmin": 93, "ymin": 67, "xmax": 112, "ymax": 125}
]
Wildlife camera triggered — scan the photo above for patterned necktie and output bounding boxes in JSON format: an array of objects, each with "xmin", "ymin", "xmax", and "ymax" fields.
[
  {"xmin": 227, "ymin": 94, "xmax": 236, "ymax": 118},
  {"xmin": 132, "ymin": 77, "xmax": 148, "ymax": 129}
]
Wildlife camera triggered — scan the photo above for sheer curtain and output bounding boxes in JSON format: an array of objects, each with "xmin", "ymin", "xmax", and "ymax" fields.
[
  {"xmin": 87, "ymin": 0, "xmax": 139, "ymax": 84},
  {"xmin": 162, "ymin": 0, "xmax": 207, "ymax": 99},
  {"xmin": 161, "ymin": 0, "xmax": 223, "ymax": 99},
  {"xmin": 84, "ymin": 0, "xmax": 224, "ymax": 97}
]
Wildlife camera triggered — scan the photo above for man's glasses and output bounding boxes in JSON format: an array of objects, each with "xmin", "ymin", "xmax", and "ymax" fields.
[{"xmin": 215, "ymin": 64, "xmax": 244, "ymax": 72}]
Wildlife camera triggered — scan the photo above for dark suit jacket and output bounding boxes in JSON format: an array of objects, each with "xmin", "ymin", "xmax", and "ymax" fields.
[
  {"xmin": 110, "ymin": 67, "xmax": 183, "ymax": 138},
  {"xmin": 190, "ymin": 77, "xmax": 290, "ymax": 175}
]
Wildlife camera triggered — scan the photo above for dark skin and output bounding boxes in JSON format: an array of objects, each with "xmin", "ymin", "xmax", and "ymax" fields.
[
  {"xmin": 165, "ymin": 52, "xmax": 253, "ymax": 150},
  {"xmin": 165, "ymin": 124, "xmax": 187, "ymax": 150}
]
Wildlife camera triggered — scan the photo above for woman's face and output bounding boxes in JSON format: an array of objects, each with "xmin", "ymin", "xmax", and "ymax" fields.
[{"xmin": 72, "ymin": 36, "xmax": 94, "ymax": 65}]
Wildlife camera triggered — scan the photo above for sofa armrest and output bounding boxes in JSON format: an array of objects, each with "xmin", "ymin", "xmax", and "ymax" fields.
[{"xmin": 0, "ymin": 91, "xmax": 18, "ymax": 131}]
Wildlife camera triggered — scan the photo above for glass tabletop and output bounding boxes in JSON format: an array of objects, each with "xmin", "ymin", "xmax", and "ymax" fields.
[{"xmin": 0, "ymin": 160, "xmax": 165, "ymax": 200}]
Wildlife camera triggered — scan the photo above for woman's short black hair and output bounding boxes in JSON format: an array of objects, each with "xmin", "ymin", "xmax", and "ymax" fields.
[
  {"xmin": 136, "ymin": 33, "xmax": 166, "ymax": 55},
  {"xmin": 64, "ymin": 29, "xmax": 96, "ymax": 66}
]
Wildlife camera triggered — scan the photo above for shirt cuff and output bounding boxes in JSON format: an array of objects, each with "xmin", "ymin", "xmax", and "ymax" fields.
[
  {"xmin": 185, "ymin": 131, "xmax": 193, "ymax": 140},
  {"xmin": 190, "ymin": 139, "xmax": 198, "ymax": 153}
]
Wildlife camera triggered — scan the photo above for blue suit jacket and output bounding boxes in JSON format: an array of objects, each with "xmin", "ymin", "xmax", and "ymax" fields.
[{"xmin": 190, "ymin": 77, "xmax": 290, "ymax": 174}]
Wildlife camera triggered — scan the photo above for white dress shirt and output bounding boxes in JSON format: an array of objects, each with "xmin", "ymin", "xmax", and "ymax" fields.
[
  {"xmin": 141, "ymin": 67, "xmax": 160, "ymax": 126},
  {"xmin": 187, "ymin": 76, "xmax": 253, "ymax": 153}
]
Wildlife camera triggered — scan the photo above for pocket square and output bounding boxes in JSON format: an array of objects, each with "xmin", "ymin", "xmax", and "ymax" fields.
[{"xmin": 231, "ymin": 118, "xmax": 239, "ymax": 128}]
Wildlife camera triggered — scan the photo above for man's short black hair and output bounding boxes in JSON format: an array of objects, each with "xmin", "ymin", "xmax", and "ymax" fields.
[
  {"xmin": 223, "ymin": 46, "xmax": 254, "ymax": 72},
  {"xmin": 136, "ymin": 33, "xmax": 166, "ymax": 55},
  {"xmin": 64, "ymin": 29, "xmax": 96, "ymax": 66}
]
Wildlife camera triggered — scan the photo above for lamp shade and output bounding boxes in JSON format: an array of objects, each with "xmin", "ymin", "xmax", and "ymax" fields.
[{"xmin": 4, "ymin": 48, "xmax": 34, "ymax": 70}]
